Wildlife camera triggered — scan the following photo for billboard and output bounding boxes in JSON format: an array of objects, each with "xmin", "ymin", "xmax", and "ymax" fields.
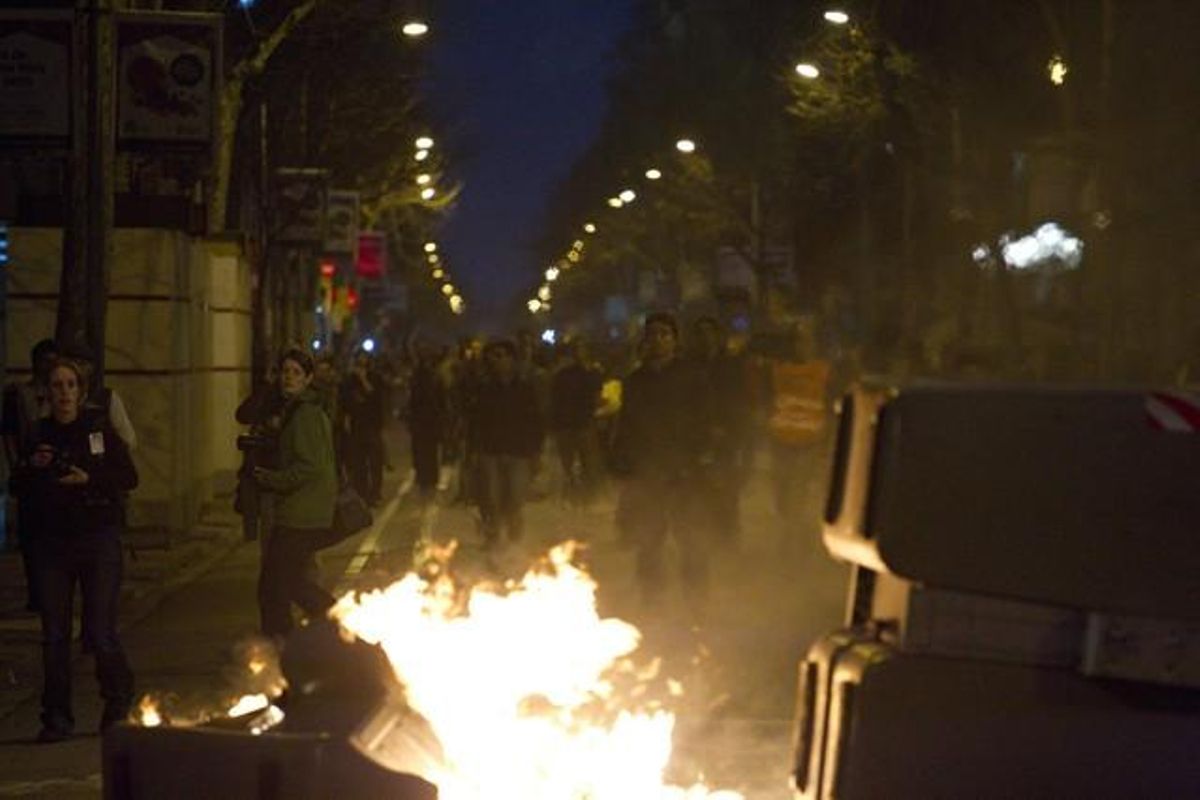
[
  {"xmin": 0, "ymin": 11, "xmax": 72, "ymax": 143},
  {"xmin": 116, "ymin": 12, "xmax": 221, "ymax": 148}
]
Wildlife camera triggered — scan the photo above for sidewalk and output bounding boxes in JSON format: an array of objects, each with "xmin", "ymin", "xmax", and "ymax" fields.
[{"xmin": 0, "ymin": 500, "xmax": 244, "ymax": 722}]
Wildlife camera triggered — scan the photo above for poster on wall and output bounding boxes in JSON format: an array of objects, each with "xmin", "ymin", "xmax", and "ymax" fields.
[
  {"xmin": 0, "ymin": 11, "xmax": 72, "ymax": 144},
  {"xmin": 116, "ymin": 12, "xmax": 221, "ymax": 148}
]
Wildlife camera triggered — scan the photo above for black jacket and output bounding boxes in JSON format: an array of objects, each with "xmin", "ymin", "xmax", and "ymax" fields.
[
  {"xmin": 610, "ymin": 357, "xmax": 715, "ymax": 480},
  {"xmin": 469, "ymin": 376, "xmax": 544, "ymax": 458},
  {"xmin": 14, "ymin": 412, "xmax": 138, "ymax": 536}
]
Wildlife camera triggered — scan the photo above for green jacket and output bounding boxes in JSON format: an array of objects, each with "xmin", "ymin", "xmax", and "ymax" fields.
[{"xmin": 256, "ymin": 388, "xmax": 337, "ymax": 529}]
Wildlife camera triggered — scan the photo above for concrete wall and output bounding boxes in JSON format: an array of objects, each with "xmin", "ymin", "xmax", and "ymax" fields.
[{"xmin": 7, "ymin": 228, "xmax": 252, "ymax": 536}]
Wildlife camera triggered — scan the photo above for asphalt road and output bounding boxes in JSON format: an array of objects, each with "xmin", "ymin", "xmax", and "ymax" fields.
[{"xmin": 0, "ymin": 447, "xmax": 847, "ymax": 799}]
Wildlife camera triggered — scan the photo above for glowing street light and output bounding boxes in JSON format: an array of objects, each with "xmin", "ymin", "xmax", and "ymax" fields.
[
  {"xmin": 415, "ymin": 136, "xmax": 435, "ymax": 150},
  {"xmin": 449, "ymin": 295, "xmax": 464, "ymax": 314},
  {"xmin": 823, "ymin": 10, "xmax": 850, "ymax": 25},
  {"xmin": 583, "ymin": 222, "xmax": 597, "ymax": 234},
  {"xmin": 795, "ymin": 62, "xmax": 820, "ymax": 79},
  {"xmin": 527, "ymin": 298, "xmax": 542, "ymax": 313},
  {"xmin": 427, "ymin": 254, "xmax": 440, "ymax": 264},
  {"xmin": 545, "ymin": 267, "xmax": 560, "ymax": 282},
  {"xmin": 441, "ymin": 283, "xmax": 455, "ymax": 296},
  {"xmin": 618, "ymin": 189, "xmax": 637, "ymax": 203},
  {"xmin": 607, "ymin": 197, "xmax": 624, "ymax": 209},
  {"xmin": 1048, "ymin": 54, "xmax": 1068, "ymax": 86},
  {"xmin": 424, "ymin": 242, "xmax": 437, "ymax": 253},
  {"xmin": 416, "ymin": 174, "xmax": 432, "ymax": 185},
  {"xmin": 572, "ymin": 240, "xmax": 585, "ymax": 251},
  {"xmin": 401, "ymin": 21, "xmax": 429, "ymax": 38},
  {"xmin": 421, "ymin": 187, "xmax": 436, "ymax": 200},
  {"xmin": 675, "ymin": 138, "xmax": 697, "ymax": 154},
  {"xmin": 538, "ymin": 285, "xmax": 552, "ymax": 302},
  {"xmin": 645, "ymin": 168, "xmax": 662, "ymax": 180},
  {"xmin": 415, "ymin": 149, "xmax": 430, "ymax": 162},
  {"xmin": 432, "ymin": 268, "xmax": 445, "ymax": 279}
]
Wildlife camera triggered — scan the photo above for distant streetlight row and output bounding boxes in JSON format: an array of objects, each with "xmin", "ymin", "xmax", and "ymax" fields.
[
  {"xmin": 423, "ymin": 239, "xmax": 465, "ymax": 315},
  {"xmin": 526, "ymin": 136, "xmax": 704, "ymax": 314}
]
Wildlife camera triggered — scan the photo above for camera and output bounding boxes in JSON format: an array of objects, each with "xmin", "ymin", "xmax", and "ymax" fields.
[{"xmin": 236, "ymin": 432, "xmax": 277, "ymax": 453}]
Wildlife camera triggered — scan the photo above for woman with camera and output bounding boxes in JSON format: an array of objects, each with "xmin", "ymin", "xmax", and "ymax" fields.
[
  {"xmin": 252, "ymin": 347, "xmax": 339, "ymax": 640},
  {"xmin": 15, "ymin": 357, "xmax": 138, "ymax": 742}
]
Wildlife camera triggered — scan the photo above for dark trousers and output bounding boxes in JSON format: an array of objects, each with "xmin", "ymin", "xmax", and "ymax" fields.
[
  {"xmin": 554, "ymin": 426, "xmax": 600, "ymax": 503},
  {"xmin": 410, "ymin": 426, "xmax": 440, "ymax": 494},
  {"xmin": 34, "ymin": 529, "xmax": 134, "ymax": 729},
  {"xmin": 620, "ymin": 474, "xmax": 715, "ymax": 611},
  {"xmin": 258, "ymin": 526, "xmax": 335, "ymax": 638},
  {"xmin": 476, "ymin": 454, "xmax": 531, "ymax": 544},
  {"xmin": 347, "ymin": 432, "xmax": 384, "ymax": 504}
]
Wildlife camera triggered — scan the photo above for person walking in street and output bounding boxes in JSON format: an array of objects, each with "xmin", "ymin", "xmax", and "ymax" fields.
[
  {"xmin": 407, "ymin": 341, "xmax": 448, "ymax": 501},
  {"xmin": 549, "ymin": 337, "xmax": 603, "ymax": 506},
  {"xmin": 2, "ymin": 338, "xmax": 59, "ymax": 613},
  {"xmin": 687, "ymin": 316, "xmax": 754, "ymax": 548},
  {"xmin": 14, "ymin": 358, "xmax": 138, "ymax": 741},
  {"xmin": 340, "ymin": 353, "xmax": 386, "ymax": 506},
  {"xmin": 767, "ymin": 317, "xmax": 833, "ymax": 553},
  {"xmin": 610, "ymin": 312, "xmax": 718, "ymax": 616},
  {"xmin": 470, "ymin": 340, "xmax": 544, "ymax": 547},
  {"xmin": 253, "ymin": 348, "xmax": 339, "ymax": 640}
]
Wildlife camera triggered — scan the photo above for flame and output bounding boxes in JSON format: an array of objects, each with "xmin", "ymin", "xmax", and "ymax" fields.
[
  {"xmin": 228, "ymin": 693, "xmax": 270, "ymax": 718},
  {"xmin": 331, "ymin": 542, "xmax": 742, "ymax": 799},
  {"xmin": 135, "ymin": 695, "xmax": 163, "ymax": 727}
]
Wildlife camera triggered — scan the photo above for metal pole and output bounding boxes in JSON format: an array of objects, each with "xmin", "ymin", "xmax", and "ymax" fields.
[{"xmin": 84, "ymin": 0, "xmax": 115, "ymax": 387}]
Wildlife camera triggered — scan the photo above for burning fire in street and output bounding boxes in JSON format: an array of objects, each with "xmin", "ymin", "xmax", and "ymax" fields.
[{"xmin": 331, "ymin": 541, "xmax": 743, "ymax": 800}]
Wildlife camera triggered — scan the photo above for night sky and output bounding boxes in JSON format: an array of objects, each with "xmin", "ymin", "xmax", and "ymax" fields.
[{"xmin": 425, "ymin": 0, "xmax": 634, "ymax": 327}]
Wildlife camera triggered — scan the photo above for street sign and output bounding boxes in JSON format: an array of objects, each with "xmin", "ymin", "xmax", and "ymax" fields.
[
  {"xmin": 324, "ymin": 191, "xmax": 360, "ymax": 255},
  {"xmin": 0, "ymin": 11, "xmax": 72, "ymax": 145},
  {"xmin": 115, "ymin": 12, "xmax": 222, "ymax": 149},
  {"xmin": 273, "ymin": 168, "xmax": 328, "ymax": 244}
]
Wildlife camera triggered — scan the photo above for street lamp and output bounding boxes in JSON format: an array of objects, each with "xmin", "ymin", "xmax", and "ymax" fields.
[
  {"xmin": 401, "ymin": 21, "xmax": 429, "ymax": 38},
  {"xmin": 538, "ymin": 285, "xmax": 552, "ymax": 302},
  {"xmin": 795, "ymin": 62, "xmax": 820, "ymax": 79},
  {"xmin": 416, "ymin": 174, "xmax": 432, "ymax": 185},
  {"xmin": 415, "ymin": 136, "xmax": 434, "ymax": 150},
  {"xmin": 645, "ymin": 168, "xmax": 662, "ymax": 180},
  {"xmin": 421, "ymin": 187, "xmax": 436, "ymax": 200},
  {"xmin": 432, "ymin": 268, "xmax": 444, "ymax": 279},
  {"xmin": 618, "ymin": 189, "xmax": 636, "ymax": 203},
  {"xmin": 545, "ymin": 267, "xmax": 560, "ymax": 282},
  {"xmin": 441, "ymin": 283, "xmax": 455, "ymax": 296},
  {"xmin": 424, "ymin": 242, "xmax": 437, "ymax": 253},
  {"xmin": 415, "ymin": 149, "xmax": 430, "ymax": 162},
  {"xmin": 675, "ymin": 138, "xmax": 697, "ymax": 154},
  {"xmin": 583, "ymin": 222, "xmax": 597, "ymax": 234},
  {"xmin": 823, "ymin": 10, "xmax": 850, "ymax": 25},
  {"xmin": 427, "ymin": 255, "xmax": 439, "ymax": 265},
  {"xmin": 607, "ymin": 197, "xmax": 624, "ymax": 208},
  {"xmin": 527, "ymin": 298, "xmax": 542, "ymax": 313}
]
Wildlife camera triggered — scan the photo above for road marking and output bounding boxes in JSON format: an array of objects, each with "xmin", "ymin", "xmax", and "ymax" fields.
[{"xmin": 340, "ymin": 472, "xmax": 414, "ymax": 584}]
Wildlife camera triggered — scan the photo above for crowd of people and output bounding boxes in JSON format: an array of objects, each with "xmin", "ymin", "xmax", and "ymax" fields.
[
  {"xmin": 392, "ymin": 310, "xmax": 850, "ymax": 621},
  {"xmin": 0, "ymin": 308, "xmax": 846, "ymax": 743}
]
